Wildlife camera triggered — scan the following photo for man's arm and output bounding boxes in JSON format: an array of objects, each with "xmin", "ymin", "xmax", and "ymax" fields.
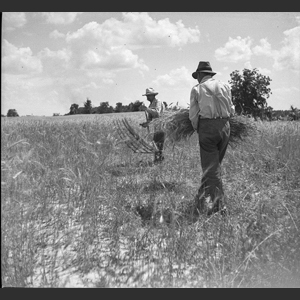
[
  {"xmin": 189, "ymin": 88, "xmax": 200, "ymax": 130},
  {"xmin": 146, "ymin": 99, "xmax": 163, "ymax": 119},
  {"xmin": 228, "ymin": 89, "xmax": 235, "ymax": 116}
]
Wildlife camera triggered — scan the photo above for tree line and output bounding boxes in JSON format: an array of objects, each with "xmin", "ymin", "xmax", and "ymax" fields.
[
  {"xmin": 2, "ymin": 68, "xmax": 299, "ymax": 121},
  {"xmin": 66, "ymin": 99, "xmax": 154, "ymax": 115}
]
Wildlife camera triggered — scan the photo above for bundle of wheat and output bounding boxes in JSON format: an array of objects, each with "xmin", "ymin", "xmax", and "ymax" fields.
[
  {"xmin": 227, "ymin": 114, "xmax": 257, "ymax": 145},
  {"xmin": 151, "ymin": 109, "xmax": 194, "ymax": 142},
  {"xmin": 114, "ymin": 110, "xmax": 256, "ymax": 153},
  {"xmin": 150, "ymin": 109, "xmax": 257, "ymax": 145}
]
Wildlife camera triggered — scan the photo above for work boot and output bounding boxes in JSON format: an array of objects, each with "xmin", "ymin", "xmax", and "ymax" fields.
[
  {"xmin": 207, "ymin": 200, "xmax": 227, "ymax": 216},
  {"xmin": 154, "ymin": 151, "xmax": 164, "ymax": 164}
]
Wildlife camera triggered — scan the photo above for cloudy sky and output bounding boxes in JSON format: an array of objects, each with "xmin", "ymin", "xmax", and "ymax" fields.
[{"xmin": 2, "ymin": 12, "xmax": 300, "ymax": 116}]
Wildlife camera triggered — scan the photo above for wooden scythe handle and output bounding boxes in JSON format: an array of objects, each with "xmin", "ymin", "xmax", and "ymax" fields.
[{"xmin": 144, "ymin": 110, "xmax": 150, "ymax": 134}]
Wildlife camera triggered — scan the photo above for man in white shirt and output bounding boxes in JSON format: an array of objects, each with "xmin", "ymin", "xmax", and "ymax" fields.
[
  {"xmin": 189, "ymin": 61, "xmax": 235, "ymax": 216},
  {"xmin": 140, "ymin": 88, "xmax": 165, "ymax": 163}
]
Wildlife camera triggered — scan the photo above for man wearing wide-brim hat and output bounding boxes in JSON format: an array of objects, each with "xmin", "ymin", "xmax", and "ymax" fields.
[
  {"xmin": 140, "ymin": 87, "xmax": 165, "ymax": 163},
  {"xmin": 189, "ymin": 61, "xmax": 235, "ymax": 216}
]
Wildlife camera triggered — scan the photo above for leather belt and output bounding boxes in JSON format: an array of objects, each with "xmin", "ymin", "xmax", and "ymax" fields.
[{"xmin": 199, "ymin": 116, "xmax": 229, "ymax": 120}]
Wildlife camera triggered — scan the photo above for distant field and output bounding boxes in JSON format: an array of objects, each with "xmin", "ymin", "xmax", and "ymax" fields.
[
  {"xmin": 1, "ymin": 113, "xmax": 300, "ymax": 287},
  {"xmin": 3, "ymin": 111, "xmax": 147, "ymax": 122}
]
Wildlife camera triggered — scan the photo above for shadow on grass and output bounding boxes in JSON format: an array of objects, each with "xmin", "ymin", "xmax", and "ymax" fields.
[
  {"xmin": 106, "ymin": 160, "xmax": 155, "ymax": 177},
  {"xmin": 142, "ymin": 180, "xmax": 183, "ymax": 193},
  {"xmin": 134, "ymin": 199, "xmax": 200, "ymax": 227}
]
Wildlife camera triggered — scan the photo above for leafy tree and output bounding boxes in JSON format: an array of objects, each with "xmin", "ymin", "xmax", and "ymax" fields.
[
  {"xmin": 69, "ymin": 103, "xmax": 79, "ymax": 115},
  {"xmin": 7, "ymin": 109, "xmax": 19, "ymax": 117},
  {"xmin": 229, "ymin": 68, "xmax": 272, "ymax": 117},
  {"xmin": 120, "ymin": 104, "xmax": 131, "ymax": 112},
  {"xmin": 84, "ymin": 98, "xmax": 92, "ymax": 114},
  {"xmin": 98, "ymin": 102, "xmax": 109, "ymax": 114},
  {"xmin": 264, "ymin": 106, "xmax": 274, "ymax": 121},
  {"xmin": 115, "ymin": 102, "xmax": 123, "ymax": 113},
  {"xmin": 98, "ymin": 102, "xmax": 114, "ymax": 114},
  {"xmin": 131, "ymin": 100, "xmax": 144, "ymax": 112}
]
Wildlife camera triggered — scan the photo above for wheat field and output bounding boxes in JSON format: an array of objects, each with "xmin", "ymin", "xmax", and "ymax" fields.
[{"xmin": 1, "ymin": 112, "xmax": 300, "ymax": 287}]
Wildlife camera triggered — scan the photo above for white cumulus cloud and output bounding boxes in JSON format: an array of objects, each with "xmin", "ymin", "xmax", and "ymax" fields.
[
  {"xmin": 37, "ymin": 48, "xmax": 71, "ymax": 74},
  {"xmin": 215, "ymin": 36, "xmax": 253, "ymax": 62},
  {"xmin": 41, "ymin": 12, "xmax": 83, "ymax": 25},
  {"xmin": 2, "ymin": 39, "xmax": 43, "ymax": 75},
  {"xmin": 219, "ymin": 16, "xmax": 300, "ymax": 73},
  {"xmin": 65, "ymin": 21, "xmax": 148, "ymax": 71},
  {"xmin": 252, "ymin": 18, "xmax": 300, "ymax": 72},
  {"xmin": 49, "ymin": 29, "xmax": 65, "ymax": 39},
  {"xmin": 64, "ymin": 13, "xmax": 199, "ymax": 72},
  {"xmin": 252, "ymin": 38, "xmax": 273, "ymax": 57},
  {"xmin": 38, "ymin": 48, "xmax": 71, "ymax": 62},
  {"xmin": 257, "ymin": 67, "xmax": 272, "ymax": 75},
  {"xmin": 120, "ymin": 12, "xmax": 200, "ymax": 48},
  {"xmin": 152, "ymin": 66, "xmax": 194, "ymax": 87},
  {"xmin": 102, "ymin": 78, "xmax": 114, "ymax": 85},
  {"xmin": 3, "ymin": 12, "xmax": 27, "ymax": 30},
  {"xmin": 273, "ymin": 23, "xmax": 300, "ymax": 72},
  {"xmin": 244, "ymin": 61, "xmax": 252, "ymax": 69}
]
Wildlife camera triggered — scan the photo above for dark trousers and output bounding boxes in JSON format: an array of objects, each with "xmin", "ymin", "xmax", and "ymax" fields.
[
  {"xmin": 195, "ymin": 118, "xmax": 230, "ymax": 211},
  {"xmin": 153, "ymin": 130, "xmax": 165, "ymax": 161}
]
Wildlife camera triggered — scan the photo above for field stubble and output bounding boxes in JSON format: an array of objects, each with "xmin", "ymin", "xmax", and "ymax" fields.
[{"xmin": 1, "ymin": 113, "xmax": 300, "ymax": 287}]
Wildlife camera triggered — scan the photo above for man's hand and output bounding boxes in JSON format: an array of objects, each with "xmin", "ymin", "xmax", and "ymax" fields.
[{"xmin": 140, "ymin": 121, "xmax": 149, "ymax": 128}]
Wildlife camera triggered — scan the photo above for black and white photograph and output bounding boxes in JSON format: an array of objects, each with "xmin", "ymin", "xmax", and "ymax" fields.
[{"xmin": 1, "ymin": 12, "xmax": 300, "ymax": 288}]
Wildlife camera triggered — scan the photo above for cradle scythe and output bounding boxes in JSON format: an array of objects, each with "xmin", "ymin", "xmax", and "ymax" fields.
[
  {"xmin": 144, "ymin": 110, "xmax": 150, "ymax": 135},
  {"xmin": 113, "ymin": 117, "xmax": 158, "ymax": 154}
]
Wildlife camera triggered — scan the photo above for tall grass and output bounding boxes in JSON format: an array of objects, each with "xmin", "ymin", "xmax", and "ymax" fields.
[{"xmin": 1, "ymin": 114, "xmax": 300, "ymax": 287}]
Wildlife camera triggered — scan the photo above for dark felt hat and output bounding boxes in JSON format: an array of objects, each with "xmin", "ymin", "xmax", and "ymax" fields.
[{"xmin": 192, "ymin": 61, "xmax": 217, "ymax": 79}]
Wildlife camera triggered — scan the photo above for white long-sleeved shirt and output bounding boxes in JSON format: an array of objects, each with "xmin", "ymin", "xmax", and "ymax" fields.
[
  {"xmin": 189, "ymin": 76, "xmax": 235, "ymax": 130},
  {"xmin": 146, "ymin": 98, "xmax": 164, "ymax": 120}
]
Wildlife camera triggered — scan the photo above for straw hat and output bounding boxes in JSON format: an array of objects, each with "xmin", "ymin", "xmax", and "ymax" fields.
[{"xmin": 142, "ymin": 87, "xmax": 159, "ymax": 96}]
